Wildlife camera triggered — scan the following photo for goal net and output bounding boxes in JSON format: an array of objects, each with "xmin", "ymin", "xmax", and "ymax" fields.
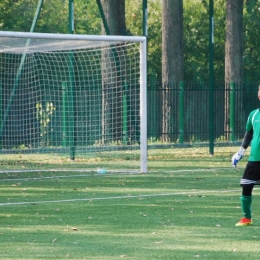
[{"xmin": 0, "ymin": 31, "xmax": 147, "ymax": 173}]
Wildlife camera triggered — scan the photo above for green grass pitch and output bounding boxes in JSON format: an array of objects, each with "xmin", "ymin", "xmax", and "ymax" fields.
[{"xmin": 0, "ymin": 146, "xmax": 260, "ymax": 259}]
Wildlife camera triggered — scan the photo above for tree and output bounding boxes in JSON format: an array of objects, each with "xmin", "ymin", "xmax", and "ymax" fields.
[
  {"xmin": 0, "ymin": 0, "xmax": 101, "ymax": 34},
  {"xmin": 0, "ymin": 0, "xmax": 38, "ymax": 32},
  {"xmin": 243, "ymin": 0, "xmax": 260, "ymax": 81},
  {"xmin": 125, "ymin": 0, "xmax": 162, "ymax": 78},
  {"xmin": 100, "ymin": 0, "xmax": 126, "ymax": 144},
  {"xmin": 161, "ymin": 0, "xmax": 184, "ymax": 142},
  {"xmin": 225, "ymin": 0, "xmax": 243, "ymax": 83},
  {"xmin": 225, "ymin": 0, "xmax": 244, "ymax": 139}
]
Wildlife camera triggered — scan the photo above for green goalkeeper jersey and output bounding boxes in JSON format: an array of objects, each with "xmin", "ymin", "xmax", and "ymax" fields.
[{"xmin": 246, "ymin": 108, "xmax": 260, "ymax": 161}]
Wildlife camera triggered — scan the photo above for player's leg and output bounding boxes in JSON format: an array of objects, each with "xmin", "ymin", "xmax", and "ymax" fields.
[
  {"xmin": 236, "ymin": 184, "xmax": 253, "ymax": 226},
  {"xmin": 241, "ymin": 185, "xmax": 253, "ymax": 219},
  {"xmin": 235, "ymin": 162, "xmax": 258, "ymax": 226}
]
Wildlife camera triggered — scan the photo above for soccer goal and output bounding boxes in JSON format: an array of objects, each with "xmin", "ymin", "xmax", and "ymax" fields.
[{"xmin": 0, "ymin": 31, "xmax": 147, "ymax": 173}]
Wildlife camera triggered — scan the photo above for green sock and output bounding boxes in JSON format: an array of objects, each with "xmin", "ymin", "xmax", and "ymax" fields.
[{"xmin": 240, "ymin": 195, "xmax": 252, "ymax": 219}]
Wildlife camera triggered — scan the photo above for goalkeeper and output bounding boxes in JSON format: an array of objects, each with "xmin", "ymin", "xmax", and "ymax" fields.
[{"xmin": 232, "ymin": 86, "xmax": 260, "ymax": 226}]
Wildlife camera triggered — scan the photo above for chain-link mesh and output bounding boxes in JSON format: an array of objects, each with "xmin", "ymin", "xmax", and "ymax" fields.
[{"xmin": 1, "ymin": 0, "xmax": 260, "ymax": 150}]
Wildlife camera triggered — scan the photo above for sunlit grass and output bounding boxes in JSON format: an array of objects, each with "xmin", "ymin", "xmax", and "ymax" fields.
[{"xmin": 0, "ymin": 146, "xmax": 259, "ymax": 259}]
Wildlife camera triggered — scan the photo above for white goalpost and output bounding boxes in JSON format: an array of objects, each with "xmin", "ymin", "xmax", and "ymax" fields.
[{"xmin": 0, "ymin": 31, "xmax": 147, "ymax": 173}]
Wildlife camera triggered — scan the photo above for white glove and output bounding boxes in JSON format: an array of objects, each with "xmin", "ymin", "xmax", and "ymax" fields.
[{"xmin": 231, "ymin": 147, "xmax": 245, "ymax": 168}]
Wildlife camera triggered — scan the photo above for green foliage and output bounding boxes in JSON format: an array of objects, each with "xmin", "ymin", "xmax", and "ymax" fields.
[
  {"xmin": 36, "ymin": 102, "xmax": 56, "ymax": 147},
  {"xmin": 184, "ymin": 0, "xmax": 209, "ymax": 81},
  {"xmin": 184, "ymin": 0, "xmax": 226, "ymax": 82},
  {"xmin": 244, "ymin": 0, "xmax": 260, "ymax": 81},
  {"xmin": 1, "ymin": 0, "xmax": 260, "ymax": 84},
  {"xmin": 74, "ymin": 1, "xmax": 101, "ymax": 34},
  {"xmin": 0, "ymin": 0, "xmax": 37, "ymax": 31},
  {"xmin": 215, "ymin": 135, "xmax": 228, "ymax": 142},
  {"xmin": 0, "ymin": 0, "xmax": 101, "ymax": 34},
  {"xmin": 125, "ymin": 0, "xmax": 162, "ymax": 78}
]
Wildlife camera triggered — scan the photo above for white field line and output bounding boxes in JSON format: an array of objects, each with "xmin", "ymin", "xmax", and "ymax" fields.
[
  {"xmin": 0, "ymin": 174, "xmax": 99, "ymax": 182},
  {"xmin": 0, "ymin": 173, "xmax": 140, "ymax": 182},
  {"xmin": 0, "ymin": 167, "xmax": 246, "ymax": 207},
  {"xmin": 0, "ymin": 167, "xmax": 237, "ymax": 182},
  {"xmin": 1, "ymin": 188, "xmax": 257, "ymax": 207}
]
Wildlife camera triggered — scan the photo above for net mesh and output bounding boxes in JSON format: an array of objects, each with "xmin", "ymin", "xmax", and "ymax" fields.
[{"xmin": 0, "ymin": 35, "xmax": 142, "ymax": 173}]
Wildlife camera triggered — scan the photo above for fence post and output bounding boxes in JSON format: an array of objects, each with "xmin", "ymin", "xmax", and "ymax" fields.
[
  {"xmin": 0, "ymin": 81, "xmax": 2, "ymax": 149},
  {"xmin": 62, "ymin": 82, "xmax": 67, "ymax": 147},
  {"xmin": 179, "ymin": 81, "xmax": 184, "ymax": 144},
  {"xmin": 209, "ymin": 0, "xmax": 214, "ymax": 155},
  {"xmin": 123, "ymin": 82, "xmax": 128, "ymax": 144},
  {"xmin": 230, "ymin": 82, "xmax": 235, "ymax": 142}
]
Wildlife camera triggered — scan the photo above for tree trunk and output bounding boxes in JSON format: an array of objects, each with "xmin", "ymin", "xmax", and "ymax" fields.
[
  {"xmin": 225, "ymin": 0, "xmax": 244, "ymax": 140},
  {"xmin": 161, "ymin": 0, "xmax": 184, "ymax": 142},
  {"xmin": 100, "ymin": 0, "xmax": 126, "ymax": 144}
]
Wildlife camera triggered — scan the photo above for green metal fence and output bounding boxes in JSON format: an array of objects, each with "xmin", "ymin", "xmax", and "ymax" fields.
[
  {"xmin": 2, "ymin": 0, "xmax": 260, "ymax": 154},
  {"xmin": 147, "ymin": 81, "xmax": 260, "ymax": 146}
]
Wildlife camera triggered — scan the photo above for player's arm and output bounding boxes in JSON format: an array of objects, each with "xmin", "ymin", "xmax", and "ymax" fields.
[
  {"xmin": 231, "ymin": 129, "xmax": 253, "ymax": 167},
  {"xmin": 241, "ymin": 130, "xmax": 253, "ymax": 149}
]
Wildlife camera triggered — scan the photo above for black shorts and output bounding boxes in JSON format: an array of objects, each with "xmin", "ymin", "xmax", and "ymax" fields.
[{"xmin": 240, "ymin": 161, "xmax": 260, "ymax": 186}]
